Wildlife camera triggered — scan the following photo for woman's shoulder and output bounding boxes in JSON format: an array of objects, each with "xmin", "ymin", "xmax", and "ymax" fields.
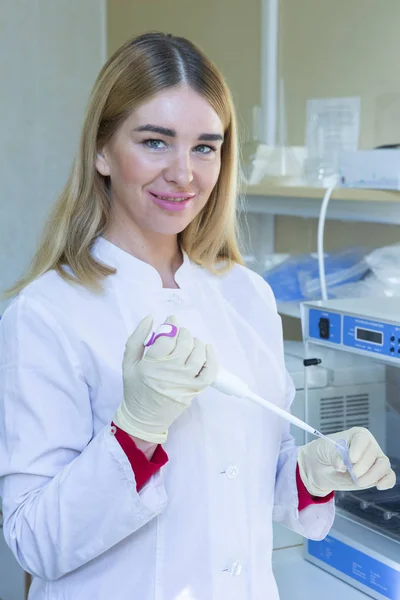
[
  {"xmin": 215, "ymin": 262, "xmax": 278, "ymax": 313},
  {"xmin": 26, "ymin": 268, "xmax": 88, "ymax": 301},
  {"xmin": 2, "ymin": 268, "xmax": 96, "ymax": 324}
]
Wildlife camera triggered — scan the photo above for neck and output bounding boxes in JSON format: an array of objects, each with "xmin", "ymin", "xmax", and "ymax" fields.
[{"xmin": 104, "ymin": 221, "xmax": 183, "ymax": 288}]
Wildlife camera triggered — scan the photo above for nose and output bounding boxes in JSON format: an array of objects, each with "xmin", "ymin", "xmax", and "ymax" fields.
[{"xmin": 164, "ymin": 150, "xmax": 194, "ymax": 188}]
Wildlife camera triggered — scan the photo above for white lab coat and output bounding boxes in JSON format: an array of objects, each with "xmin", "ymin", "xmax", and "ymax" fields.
[{"xmin": 0, "ymin": 238, "xmax": 334, "ymax": 600}]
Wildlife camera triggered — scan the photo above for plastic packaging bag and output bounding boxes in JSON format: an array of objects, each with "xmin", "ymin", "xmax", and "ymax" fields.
[
  {"xmin": 331, "ymin": 244, "xmax": 400, "ymax": 299},
  {"xmin": 263, "ymin": 247, "xmax": 369, "ymax": 302},
  {"xmin": 365, "ymin": 244, "xmax": 400, "ymax": 286}
]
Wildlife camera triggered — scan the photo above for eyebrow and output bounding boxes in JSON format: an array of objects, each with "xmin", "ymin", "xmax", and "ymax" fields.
[{"xmin": 134, "ymin": 124, "xmax": 224, "ymax": 142}]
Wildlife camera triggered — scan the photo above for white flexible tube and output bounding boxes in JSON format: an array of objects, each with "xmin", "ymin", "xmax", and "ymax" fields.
[{"xmin": 317, "ymin": 178, "xmax": 339, "ymax": 301}]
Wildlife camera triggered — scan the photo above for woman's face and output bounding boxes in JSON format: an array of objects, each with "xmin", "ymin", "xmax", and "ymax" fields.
[{"xmin": 96, "ymin": 86, "xmax": 224, "ymax": 238}]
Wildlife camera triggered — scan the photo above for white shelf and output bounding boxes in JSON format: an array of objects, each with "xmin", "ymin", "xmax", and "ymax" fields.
[
  {"xmin": 244, "ymin": 183, "xmax": 400, "ymax": 225},
  {"xmin": 273, "ymin": 546, "xmax": 368, "ymax": 600},
  {"xmin": 247, "ymin": 183, "xmax": 400, "ymax": 202},
  {"xmin": 277, "ymin": 302, "xmax": 301, "ymax": 318}
]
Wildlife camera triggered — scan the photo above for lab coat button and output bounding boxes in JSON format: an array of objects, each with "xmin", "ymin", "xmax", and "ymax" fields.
[
  {"xmin": 110, "ymin": 425, "xmax": 117, "ymax": 435},
  {"xmin": 170, "ymin": 293, "xmax": 183, "ymax": 304},
  {"xmin": 228, "ymin": 561, "xmax": 242, "ymax": 576},
  {"xmin": 226, "ymin": 465, "xmax": 239, "ymax": 479}
]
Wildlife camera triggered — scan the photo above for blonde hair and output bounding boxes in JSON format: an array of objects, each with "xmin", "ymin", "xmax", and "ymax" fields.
[{"xmin": 7, "ymin": 32, "xmax": 244, "ymax": 297}]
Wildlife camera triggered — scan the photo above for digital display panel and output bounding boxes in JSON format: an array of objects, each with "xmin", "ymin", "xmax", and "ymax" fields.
[{"xmin": 356, "ymin": 328, "xmax": 383, "ymax": 345}]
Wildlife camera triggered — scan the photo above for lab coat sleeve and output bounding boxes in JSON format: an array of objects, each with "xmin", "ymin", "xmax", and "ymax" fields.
[
  {"xmin": 0, "ymin": 295, "xmax": 167, "ymax": 581},
  {"xmin": 113, "ymin": 424, "xmax": 169, "ymax": 490},
  {"xmin": 272, "ymin": 370, "xmax": 335, "ymax": 541}
]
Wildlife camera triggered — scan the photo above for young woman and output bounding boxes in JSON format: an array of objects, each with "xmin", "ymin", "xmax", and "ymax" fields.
[{"xmin": 0, "ymin": 32, "xmax": 394, "ymax": 600}]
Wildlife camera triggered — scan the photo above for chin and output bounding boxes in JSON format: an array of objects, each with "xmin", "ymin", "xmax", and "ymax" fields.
[
  {"xmin": 146, "ymin": 223, "xmax": 189, "ymax": 237},
  {"xmin": 148, "ymin": 215, "xmax": 196, "ymax": 236}
]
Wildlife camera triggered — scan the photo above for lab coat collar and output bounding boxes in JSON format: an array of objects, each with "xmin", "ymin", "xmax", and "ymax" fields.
[{"xmin": 92, "ymin": 237, "xmax": 193, "ymax": 289}]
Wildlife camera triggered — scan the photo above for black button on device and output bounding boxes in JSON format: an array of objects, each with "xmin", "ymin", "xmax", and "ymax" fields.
[
  {"xmin": 318, "ymin": 317, "xmax": 330, "ymax": 339},
  {"xmin": 303, "ymin": 358, "xmax": 322, "ymax": 366},
  {"xmin": 391, "ymin": 336, "xmax": 395, "ymax": 342},
  {"xmin": 390, "ymin": 347, "xmax": 395, "ymax": 353}
]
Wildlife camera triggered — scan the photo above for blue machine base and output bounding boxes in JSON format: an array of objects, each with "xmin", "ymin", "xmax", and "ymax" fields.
[{"xmin": 308, "ymin": 536, "xmax": 400, "ymax": 599}]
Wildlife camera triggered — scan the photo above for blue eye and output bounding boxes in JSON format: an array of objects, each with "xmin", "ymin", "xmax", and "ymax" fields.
[
  {"xmin": 144, "ymin": 139, "xmax": 167, "ymax": 150},
  {"xmin": 195, "ymin": 144, "xmax": 216, "ymax": 154}
]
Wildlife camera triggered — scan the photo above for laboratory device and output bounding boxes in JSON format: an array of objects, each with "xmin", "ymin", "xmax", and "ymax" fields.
[
  {"xmin": 284, "ymin": 340, "xmax": 386, "ymax": 450},
  {"xmin": 302, "ymin": 297, "xmax": 400, "ymax": 599},
  {"xmin": 274, "ymin": 340, "xmax": 386, "ymax": 551},
  {"xmin": 338, "ymin": 149, "xmax": 400, "ymax": 190}
]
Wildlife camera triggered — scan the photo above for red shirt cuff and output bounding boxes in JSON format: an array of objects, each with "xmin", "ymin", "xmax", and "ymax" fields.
[
  {"xmin": 296, "ymin": 463, "xmax": 334, "ymax": 510},
  {"xmin": 112, "ymin": 423, "xmax": 168, "ymax": 491}
]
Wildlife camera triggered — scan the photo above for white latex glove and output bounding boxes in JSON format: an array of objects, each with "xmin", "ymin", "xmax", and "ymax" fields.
[
  {"xmin": 298, "ymin": 427, "xmax": 396, "ymax": 497},
  {"xmin": 114, "ymin": 315, "xmax": 218, "ymax": 443}
]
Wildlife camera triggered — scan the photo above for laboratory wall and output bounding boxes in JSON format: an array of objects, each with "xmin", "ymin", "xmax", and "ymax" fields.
[
  {"xmin": 275, "ymin": 0, "xmax": 400, "ymax": 339},
  {"xmin": 279, "ymin": 0, "xmax": 400, "ymax": 149},
  {"xmin": 107, "ymin": 0, "xmax": 261, "ymax": 141},
  {"xmin": 0, "ymin": 0, "xmax": 106, "ymax": 314},
  {"xmin": 1, "ymin": 5, "xmax": 106, "ymax": 594}
]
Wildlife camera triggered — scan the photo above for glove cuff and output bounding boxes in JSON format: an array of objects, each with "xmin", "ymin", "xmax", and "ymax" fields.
[
  {"xmin": 297, "ymin": 448, "xmax": 334, "ymax": 498},
  {"xmin": 114, "ymin": 402, "xmax": 168, "ymax": 444}
]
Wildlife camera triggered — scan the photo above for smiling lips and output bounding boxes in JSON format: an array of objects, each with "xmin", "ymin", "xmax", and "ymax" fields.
[
  {"xmin": 150, "ymin": 191, "xmax": 195, "ymax": 202},
  {"xmin": 149, "ymin": 191, "xmax": 195, "ymax": 212}
]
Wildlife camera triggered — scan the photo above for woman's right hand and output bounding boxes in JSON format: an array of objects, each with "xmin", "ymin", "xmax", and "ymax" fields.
[{"xmin": 114, "ymin": 315, "xmax": 218, "ymax": 443}]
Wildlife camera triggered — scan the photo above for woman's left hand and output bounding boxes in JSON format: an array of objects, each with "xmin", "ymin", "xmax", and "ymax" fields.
[{"xmin": 297, "ymin": 427, "xmax": 396, "ymax": 497}]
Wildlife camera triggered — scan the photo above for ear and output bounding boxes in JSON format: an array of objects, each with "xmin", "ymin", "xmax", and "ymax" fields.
[{"xmin": 95, "ymin": 147, "xmax": 111, "ymax": 176}]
